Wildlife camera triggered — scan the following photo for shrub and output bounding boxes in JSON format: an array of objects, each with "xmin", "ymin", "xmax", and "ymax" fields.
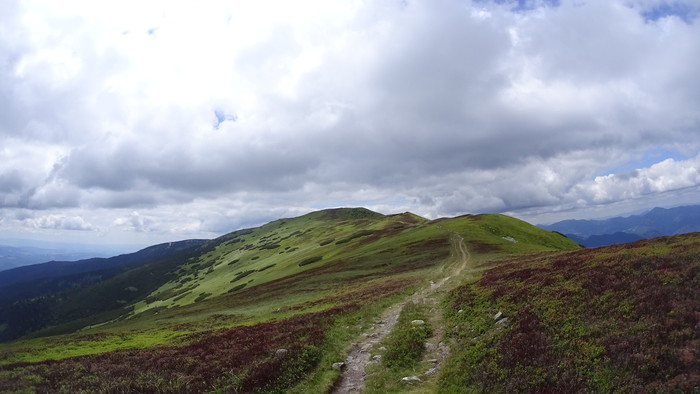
[{"xmin": 298, "ymin": 256, "xmax": 323, "ymax": 267}]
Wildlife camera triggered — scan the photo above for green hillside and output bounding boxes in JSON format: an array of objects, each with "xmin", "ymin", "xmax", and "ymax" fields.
[{"xmin": 14, "ymin": 207, "xmax": 685, "ymax": 393}]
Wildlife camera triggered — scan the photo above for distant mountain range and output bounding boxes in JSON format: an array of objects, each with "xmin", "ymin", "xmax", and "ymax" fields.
[
  {"xmin": 0, "ymin": 240, "xmax": 141, "ymax": 272},
  {"xmin": 0, "ymin": 239, "xmax": 207, "ymax": 342},
  {"xmin": 540, "ymin": 205, "xmax": 700, "ymax": 247}
]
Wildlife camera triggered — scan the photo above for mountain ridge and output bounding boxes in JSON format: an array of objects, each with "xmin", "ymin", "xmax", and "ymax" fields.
[{"xmin": 540, "ymin": 205, "xmax": 700, "ymax": 246}]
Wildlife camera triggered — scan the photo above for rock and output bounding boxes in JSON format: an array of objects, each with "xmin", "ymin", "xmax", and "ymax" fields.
[
  {"xmin": 457, "ymin": 309, "xmax": 464, "ymax": 314},
  {"xmin": 378, "ymin": 346, "xmax": 387, "ymax": 351},
  {"xmin": 372, "ymin": 355, "xmax": 381, "ymax": 362},
  {"xmin": 494, "ymin": 311, "xmax": 508, "ymax": 324},
  {"xmin": 360, "ymin": 344, "xmax": 372, "ymax": 352},
  {"xmin": 424, "ymin": 367, "xmax": 438, "ymax": 376},
  {"xmin": 411, "ymin": 319, "xmax": 425, "ymax": 326},
  {"xmin": 428, "ymin": 359, "xmax": 439, "ymax": 364},
  {"xmin": 424, "ymin": 342, "xmax": 436, "ymax": 351},
  {"xmin": 401, "ymin": 376, "xmax": 422, "ymax": 383},
  {"xmin": 331, "ymin": 362, "xmax": 345, "ymax": 370},
  {"xmin": 439, "ymin": 342, "xmax": 447, "ymax": 348},
  {"xmin": 275, "ymin": 348, "xmax": 288, "ymax": 357}
]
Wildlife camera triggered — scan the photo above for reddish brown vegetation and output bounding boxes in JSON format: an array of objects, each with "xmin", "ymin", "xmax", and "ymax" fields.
[
  {"xmin": 466, "ymin": 240, "xmax": 502, "ymax": 254},
  {"xmin": 0, "ymin": 307, "xmax": 350, "ymax": 393},
  {"xmin": 280, "ymin": 278, "xmax": 418, "ymax": 313},
  {"xmin": 445, "ymin": 233, "xmax": 700, "ymax": 392}
]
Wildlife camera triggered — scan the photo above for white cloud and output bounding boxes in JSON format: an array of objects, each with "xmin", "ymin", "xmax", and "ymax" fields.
[
  {"xmin": 584, "ymin": 155, "xmax": 700, "ymax": 203},
  {"xmin": 28, "ymin": 214, "xmax": 95, "ymax": 231},
  {"xmin": 114, "ymin": 212, "xmax": 156, "ymax": 233}
]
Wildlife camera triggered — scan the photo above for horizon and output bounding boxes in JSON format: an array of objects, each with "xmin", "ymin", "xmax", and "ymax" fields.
[
  {"xmin": 1, "ymin": 1, "xmax": 699, "ymax": 247},
  {"xmin": 2, "ymin": 202, "xmax": 694, "ymax": 253}
]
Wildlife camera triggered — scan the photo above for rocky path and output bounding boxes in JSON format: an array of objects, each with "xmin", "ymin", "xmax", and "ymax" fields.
[{"xmin": 331, "ymin": 230, "xmax": 471, "ymax": 393}]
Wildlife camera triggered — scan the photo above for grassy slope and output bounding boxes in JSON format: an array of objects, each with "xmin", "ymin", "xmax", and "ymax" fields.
[
  {"xmin": 0, "ymin": 209, "xmax": 441, "ymax": 392},
  {"xmin": 0, "ymin": 208, "xmax": 581, "ymax": 393},
  {"xmin": 440, "ymin": 232, "xmax": 700, "ymax": 392}
]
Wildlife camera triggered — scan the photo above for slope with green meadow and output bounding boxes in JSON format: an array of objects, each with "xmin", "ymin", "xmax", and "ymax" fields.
[{"xmin": 0, "ymin": 208, "xmax": 581, "ymax": 392}]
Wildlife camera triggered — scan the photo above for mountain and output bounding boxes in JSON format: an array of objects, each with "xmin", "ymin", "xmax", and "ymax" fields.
[
  {"xmin": 0, "ymin": 240, "xmax": 140, "ymax": 272},
  {"xmin": 0, "ymin": 245, "xmax": 110, "ymax": 272},
  {"xmin": 0, "ymin": 239, "xmax": 207, "ymax": 290},
  {"xmin": 565, "ymin": 231, "xmax": 645, "ymax": 247},
  {"xmin": 0, "ymin": 208, "xmax": 697, "ymax": 392},
  {"xmin": 0, "ymin": 239, "xmax": 207, "ymax": 341},
  {"xmin": 540, "ymin": 205, "xmax": 700, "ymax": 246}
]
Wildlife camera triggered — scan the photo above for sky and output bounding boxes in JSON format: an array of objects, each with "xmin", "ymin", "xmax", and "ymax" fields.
[{"xmin": 1, "ymin": 0, "xmax": 699, "ymax": 248}]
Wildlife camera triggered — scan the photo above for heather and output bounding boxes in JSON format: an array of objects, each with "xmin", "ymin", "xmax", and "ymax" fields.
[{"xmin": 441, "ymin": 233, "xmax": 700, "ymax": 392}]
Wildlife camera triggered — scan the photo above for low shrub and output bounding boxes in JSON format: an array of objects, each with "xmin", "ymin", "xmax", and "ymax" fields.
[{"xmin": 298, "ymin": 256, "xmax": 323, "ymax": 267}]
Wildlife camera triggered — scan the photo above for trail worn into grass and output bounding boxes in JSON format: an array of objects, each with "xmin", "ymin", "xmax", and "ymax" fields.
[{"xmin": 331, "ymin": 230, "xmax": 470, "ymax": 393}]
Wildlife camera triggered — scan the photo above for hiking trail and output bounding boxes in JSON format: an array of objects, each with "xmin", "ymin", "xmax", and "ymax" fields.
[{"xmin": 331, "ymin": 229, "xmax": 471, "ymax": 393}]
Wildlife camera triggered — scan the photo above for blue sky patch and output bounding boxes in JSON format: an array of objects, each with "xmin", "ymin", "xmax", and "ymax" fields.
[
  {"xmin": 642, "ymin": 2, "xmax": 698, "ymax": 23},
  {"xmin": 474, "ymin": 0, "xmax": 560, "ymax": 12},
  {"xmin": 598, "ymin": 147, "xmax": 688, "ymax": 177},
  {"xmin": 214, "ymin": 110, "xmax": 238, "ymax": 129}
]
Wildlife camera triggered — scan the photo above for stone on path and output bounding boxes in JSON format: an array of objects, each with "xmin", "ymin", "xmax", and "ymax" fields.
[
  {"xmin": 275, "ymin": 348, "xmax": 288, "ymax": 357},
  {"xmin": 332, "ymin": 362, "xmax": 345, "ymax": 370},
  {"xmin": 494, "ymin": 311, "xmax": 508, "ymax": 324}
]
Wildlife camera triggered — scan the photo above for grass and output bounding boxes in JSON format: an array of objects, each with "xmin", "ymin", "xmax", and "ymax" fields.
[
  {"xmin": 363, "ymin": 303, "xmax": 433, "ymax": 393},
  {"xmin": 439, "ymin": 233, "xmax": 700, "ymax": 392},
  {"xmin": 288, "ymin": 286, "xmax": 421, "ymax": 393},
  {"xmin": 382, "ymin": 302, "xmax": 433, "ymax": 369},
  {"xmin": 362, "ymin": 302, "xmax": 433, "ymax": 394}
]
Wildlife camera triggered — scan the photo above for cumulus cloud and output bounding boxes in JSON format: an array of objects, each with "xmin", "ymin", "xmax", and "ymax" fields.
[
  {"xmin": 28, "ymin": 214, "xmax": 95, "ymax": 231},
  {"xmin": 0, "ymin": 0, "xmax": 699, "ymax": 244},
  {"xmin": 584, "ymin": 155, "xmax": 700, "ymax": 203},
  {"xmin": 114, "ymin": 212, "xmax": 156, "ymax": 233}
]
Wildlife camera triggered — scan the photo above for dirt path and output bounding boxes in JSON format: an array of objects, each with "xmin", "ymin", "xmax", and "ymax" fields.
[{"xmin": 331, "ymin": 230, "xmax": 470, "ymax": 393}]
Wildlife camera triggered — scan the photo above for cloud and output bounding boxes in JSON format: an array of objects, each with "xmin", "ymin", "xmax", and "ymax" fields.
[
  {"xmin": 28, "ymin": 214, "xmax": 95, "ymax": 231},
  {"xmin": 584, "ymin": 155, "xmax": 700, "ymax": 203},
  {"xmin": 114, "ymin": 212, "xmax": 156, "ymax": 233},
  {"xmin": 0, "ymin": 0, "xmax": 699, "ymax": 244}
]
